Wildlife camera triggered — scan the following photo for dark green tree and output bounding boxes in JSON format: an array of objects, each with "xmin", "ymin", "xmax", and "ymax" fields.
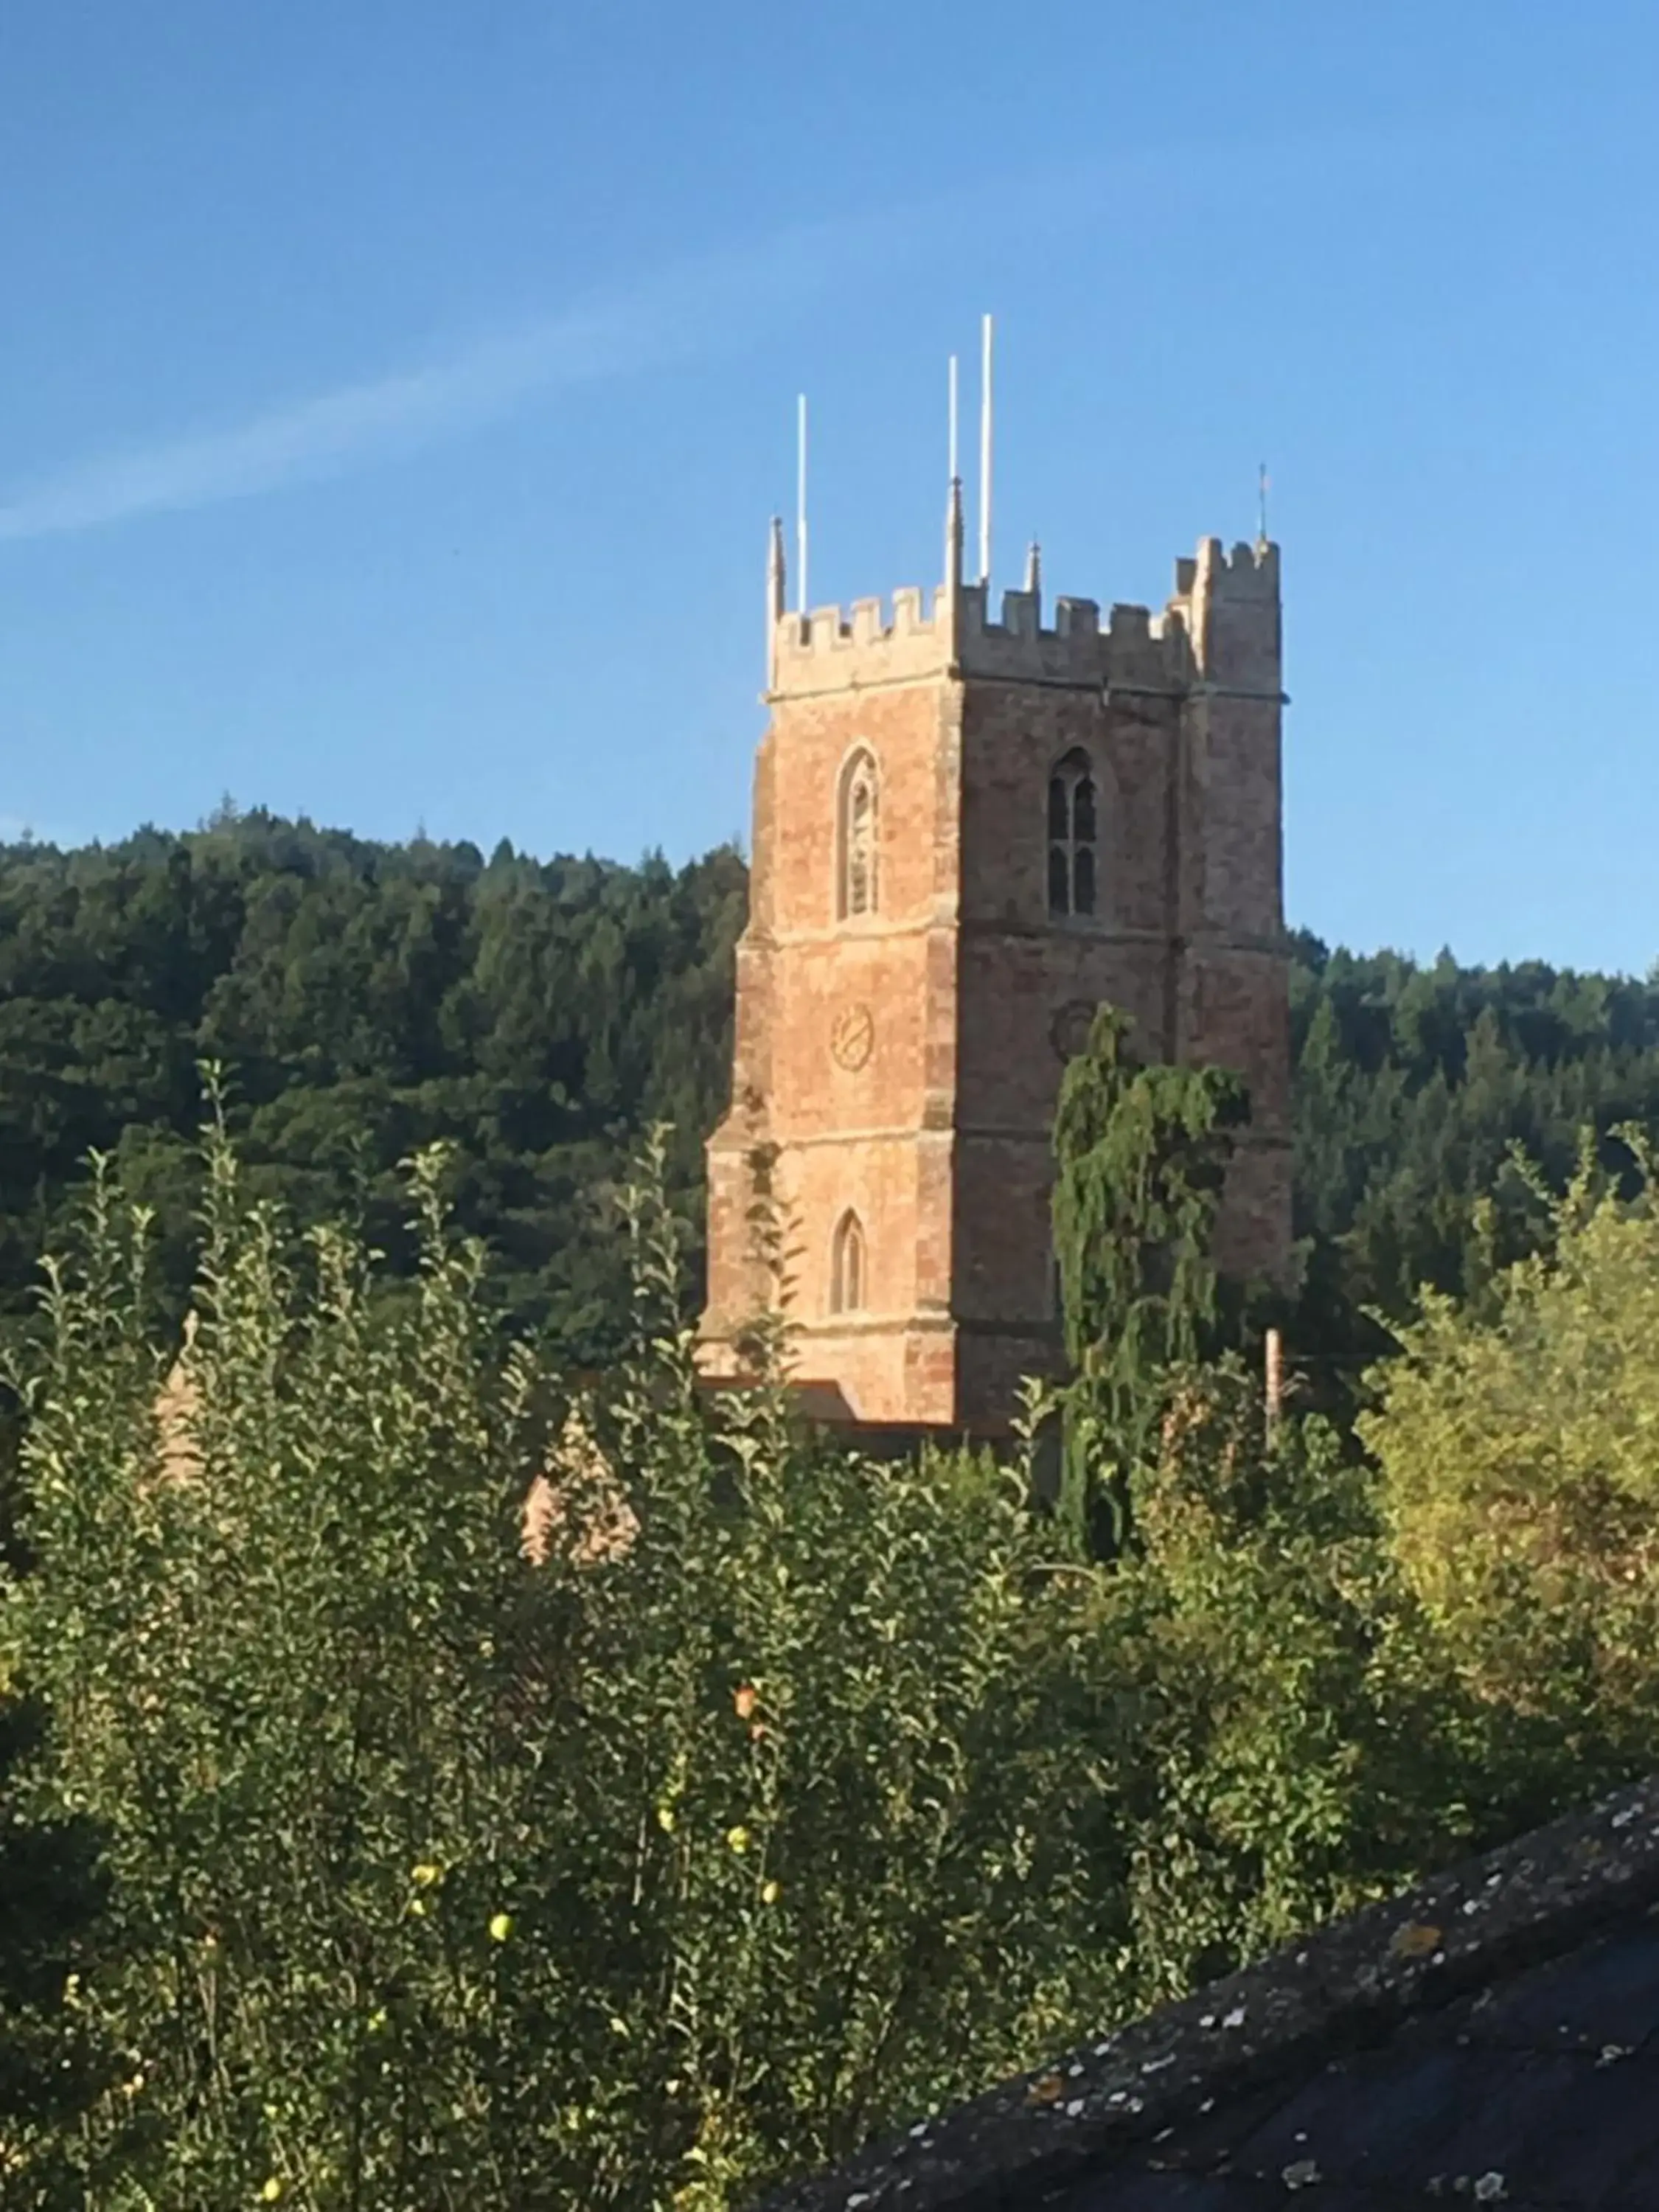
[
  {"xmin": 6, "ymin": 820, "xmax": 1659, "ymax": 1430},
  {"xmin": 1287, "ymin": 932, "xmax": 1659, "ymax": 1413},
  {"xmin": 1049, "ymin": 1006, "xmax": 1251, "ymax": 1552},
  {"xmin": 0, "ymin": 816, "xmax": 746, "ymax": 1373}
]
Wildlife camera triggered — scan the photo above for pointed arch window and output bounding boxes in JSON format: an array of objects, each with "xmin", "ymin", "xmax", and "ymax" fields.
[
  {"xmin": 1048, "ymin": 749, "xmax": 1099, "ymax": 919},
  {"xmin": 837, "ymin": 748, "xmax": 880, "ymax": 921},
  {"xmin": 830, "ymin": 1210, "xmax": 866, "ymax": 1315}
]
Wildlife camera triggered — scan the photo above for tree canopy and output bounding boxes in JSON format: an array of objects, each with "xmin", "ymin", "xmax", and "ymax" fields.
[
  {"xmin": 6, "ymin": 1115, "xmax": 1659, "ymax": 2203},
  {"xmin": 2, "ymin": 818, "xmax": 1658, "ymax": 1388},
  {"xmin": 1, "ymin": 830, "xmax": 1659, "ymax": 2199},
  {"xmin": 1289, "ymin": 931, "xmax": 1659, "ymax": 1380},
  {"xmin": 0, "ymin": 812, "xmax": 745, "ymax": 1368}
]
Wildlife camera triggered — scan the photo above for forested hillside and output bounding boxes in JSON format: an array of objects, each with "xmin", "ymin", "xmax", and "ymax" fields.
[
  {"xmin": 1, "ymin": 814, "xmax": 1657, "ymax": 1370},
  {"xmin": 0, "ymin": 811, "xmax": 745, "ymax": 1363},
  {"xmin": 1289, "ymin": 930, "xmax": 1659, "ymax": 1376}
]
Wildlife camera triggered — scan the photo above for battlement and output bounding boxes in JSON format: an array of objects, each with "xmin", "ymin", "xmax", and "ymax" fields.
[
  {"xmin": 953, "ymin": 582, "xmax": 1192, "ymax": 690},
  {"xmin": 769, "ymin": 584, "xmax": 957, "ymax": 698},
  {"xmin": 765, "ymin": 537, "xmax": 1278, "ymax": 700},
  {"xmin": 1169, "ymin": 538, "xmax": 1281, "ymax": 689},
  {"xmin": 1180, "ymin": 536, "xmax": 1280, "ymax": 597}
]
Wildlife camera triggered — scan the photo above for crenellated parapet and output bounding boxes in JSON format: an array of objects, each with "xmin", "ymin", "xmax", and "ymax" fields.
[
  {"xmin": 769, "ymin": 584, "xmax": 956, "ymax": 698},
  {"xmin": 1167, "ymin": 538, "xmax": 1281, "ymax": 692},
  {"xmin": 765, "ymin": 535, "xmax": 1273, "ymax": 702},
  {"xmin": 959, "ymin": 583, "xmax": 1145, "ymax": 689}
]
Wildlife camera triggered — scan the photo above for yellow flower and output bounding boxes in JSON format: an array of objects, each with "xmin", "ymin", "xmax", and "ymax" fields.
[
  {"xmin": 260, "ymin": 2182, "xmax": 284, "ymax": 2204},
  {"xmin": 761, "ymin": 1879, "xmax": 779, "ymax": 1905},
  {"xmin": 655, "ymin": 1805, "xmax": 675, "ymax": 1833},
  {"xmin": 408, "ymin": 1898, "xmax": 427, "ymax": 1918},
  {"xmin": 489, "ymin": 1912, "xmax": 514, "ymax": 1943},
  {"xmin": 411, "ymin": 1862, "xmax": 440, "ymax": 1888},
  {"xmin": 726, "ymin": 1825, "xmax": 750, "ymax": 1854}
]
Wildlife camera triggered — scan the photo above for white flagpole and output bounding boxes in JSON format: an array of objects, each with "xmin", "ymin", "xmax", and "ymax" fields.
[
  {"xmin": 796, "ymin": 393, "xmax": 809, "ymax": 616},
  {"xmin": 978, "ymin": 312, "xmax": 994, "ymax": 588}
]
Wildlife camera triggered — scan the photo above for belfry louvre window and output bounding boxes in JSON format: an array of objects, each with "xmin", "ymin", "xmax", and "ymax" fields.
[
  {"xmin": 838, "ymin": 748, "xmax": 879, "ymax": 920},
  {"xmin": 1048, "ymin": 749, "xmax": 1098, "ymax": 919},
  {"xmin": 830, "ymin": 1211, "xmax": 866, "ymax": 1315}
]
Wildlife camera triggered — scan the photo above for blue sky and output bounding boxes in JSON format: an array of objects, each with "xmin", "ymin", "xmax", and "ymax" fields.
[{"xmin": 2, "ymin": 1, "xmax": 1656, "ymax": 973}]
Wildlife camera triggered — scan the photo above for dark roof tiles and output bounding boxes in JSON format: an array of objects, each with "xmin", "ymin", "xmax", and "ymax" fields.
[{"xmin": 754, "ymin": 1775, "xmax": 1659, "ymax": 2212}]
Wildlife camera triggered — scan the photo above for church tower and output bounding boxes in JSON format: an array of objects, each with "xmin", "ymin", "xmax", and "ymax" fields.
[{"xmin": 699, "ymin": 484, "xmax": 1292, "ymax": 1434}]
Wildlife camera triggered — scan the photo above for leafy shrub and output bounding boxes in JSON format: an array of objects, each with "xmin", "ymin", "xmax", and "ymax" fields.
[
  {"xmin": 1361, "ymin": 1133, "xmax": 1659, "ymax": 1801},
  {"xmin": 1, "ymin": 1127, "xmax": 1116, "ymax": 2208},
  {"xmin": 9, "ymin": 1096, "xmax": 1657, "ymax": 2206}
]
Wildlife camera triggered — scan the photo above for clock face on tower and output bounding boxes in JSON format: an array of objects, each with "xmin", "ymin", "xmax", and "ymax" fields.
[{"xmin": 830, "ymin": 1004, "xmax": 875, "ymax": 1073}]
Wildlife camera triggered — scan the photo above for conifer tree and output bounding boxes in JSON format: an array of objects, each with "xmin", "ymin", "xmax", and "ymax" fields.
[{"xmin": 1049, "ymin": 1006, "xmax": 1251, "ymax": 1552}]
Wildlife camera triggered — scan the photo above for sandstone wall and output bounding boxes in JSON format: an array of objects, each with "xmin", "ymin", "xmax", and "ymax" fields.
[{"xmin": 701, "ymin": 536, "xmax": 1292, "ymax": 1435}]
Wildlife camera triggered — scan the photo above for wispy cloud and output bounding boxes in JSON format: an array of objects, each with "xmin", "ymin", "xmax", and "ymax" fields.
[
  {"xmin": 0, "ymin": 114, "xmax": 1490, "ymax": 550},
  {"xmin": 0, "ymin": 215, "xmax": 881, "ymax": 543}
]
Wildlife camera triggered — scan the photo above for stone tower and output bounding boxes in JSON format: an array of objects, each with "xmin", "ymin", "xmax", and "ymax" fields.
[{"xmin": 699, "ymin": 486, "xmax": 1291, "ymax": 1433}]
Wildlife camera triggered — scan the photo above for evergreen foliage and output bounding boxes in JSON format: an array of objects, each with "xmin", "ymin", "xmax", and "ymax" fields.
[
  {"xmin": 3, "ymin": 827, "xmax": 1657, "ymax": 1391},
  {"xmin": 0, "ymin": 813, "xmax": 745, "ymax": 1367},
  {"xmin": 1048, "ymin": 1005, "xmax": 1251, "ymax": 1552},
  {"xmin": 1052, "ymin": 1006, "xmax": 1250, "ymax": 1394},
  {"xmin": 1289, "ymin": 931, "xmax": 1659, "ymax": 1379}
]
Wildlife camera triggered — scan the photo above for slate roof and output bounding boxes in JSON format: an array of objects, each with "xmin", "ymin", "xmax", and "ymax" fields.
[{"xmin": 754, "ymin": 1774, "xmax": 1659, "ymax": 2212}]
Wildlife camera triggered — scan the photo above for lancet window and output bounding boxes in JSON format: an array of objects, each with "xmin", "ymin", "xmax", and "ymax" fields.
[
  {"xmin": 830, "ymin": 1210, "xmax": 866, "ymax": 1315},
  {"xmin": 838, "ymin": 748, "xmax": 879, "ymax": 921},
  {"xmin": 1047, "ymin": 748, "xmax": 1098, "ymax": 919}
]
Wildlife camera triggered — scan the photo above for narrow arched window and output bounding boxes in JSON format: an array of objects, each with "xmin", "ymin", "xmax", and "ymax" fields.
[
  {"xmin": 830, "ymin": 1210, "xmax": 866, "ymax": 1315},
  {"xmin": 1047, "ymin": 845, "xmax": 1069, "ymax": 914},
  {"xmin": 1047, "ymin": 748, "xmax": 1099, "ymax": 919},
  {"xmin": 837, "ymin": 748, "xmax": 879, "ymax": 921},
  {"xmin": 1074, "ymin": 844, "xmax": 1096, "ymax": 915}
]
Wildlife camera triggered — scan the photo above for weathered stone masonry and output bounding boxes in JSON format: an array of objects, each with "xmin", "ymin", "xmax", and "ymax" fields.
[{"xmin": 700, "ymin": 488, "xmax": 1292, "ymax": 1433}]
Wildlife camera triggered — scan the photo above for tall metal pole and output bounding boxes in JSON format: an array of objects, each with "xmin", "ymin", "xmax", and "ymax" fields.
[
  {"xmin": 796, "ymin": 394, "xmax": 809, "ymax": 616},
  {"xmin": 978, "ymin": 313, "xmax": 994, "ymax": 588}
]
